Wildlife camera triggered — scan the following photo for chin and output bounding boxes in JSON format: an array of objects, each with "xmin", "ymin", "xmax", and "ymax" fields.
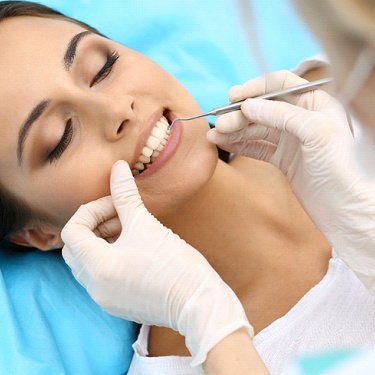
[{"xmin": 138, "ymin": 139, "xmax": 218, "ymax": 219}]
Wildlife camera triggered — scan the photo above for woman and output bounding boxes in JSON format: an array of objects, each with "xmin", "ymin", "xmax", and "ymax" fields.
[{"xmin": 1, "ymin": 2, "xmax": 374, "ymax": 374}]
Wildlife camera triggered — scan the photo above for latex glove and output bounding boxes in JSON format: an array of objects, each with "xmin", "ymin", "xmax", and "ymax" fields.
[
  {"xmin": 207, "ymin": 70, "xmax": 375, "ymax": 296},
  {"xmin": 61, "ymin": 161, "xmax": 252, "ymax": 369}
]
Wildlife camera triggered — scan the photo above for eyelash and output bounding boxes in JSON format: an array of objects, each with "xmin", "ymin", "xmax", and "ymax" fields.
[
  {"xmin": 48, "ymin": 50, "xmax": 120, "ymax": 163},
  {"xmin": 90, "ymin": 50, "xmax": 120, "ymax": 87},
  {"xmin": 48, "ymin": 118, "xmax": 73, "ymax": 163}
]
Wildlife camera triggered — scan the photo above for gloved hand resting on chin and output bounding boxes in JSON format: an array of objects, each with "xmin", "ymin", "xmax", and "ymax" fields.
[
  {"xmin": 61, "ymin": 160, "xmax": 252, "ymax": 370},
  {"xmin": 207, "ymin": 70, "xmax": 375, "ymax": 296}
]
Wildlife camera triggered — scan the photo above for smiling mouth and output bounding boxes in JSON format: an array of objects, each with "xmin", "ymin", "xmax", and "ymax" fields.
[{"xmin": 131, "ymin": 114, "xmax": 171, "ymax": 176}]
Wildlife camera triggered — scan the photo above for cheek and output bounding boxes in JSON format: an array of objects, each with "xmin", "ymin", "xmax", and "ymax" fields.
[{"xmin": 37, "ymin": 163, "xmax": 112, "ymax": 225}]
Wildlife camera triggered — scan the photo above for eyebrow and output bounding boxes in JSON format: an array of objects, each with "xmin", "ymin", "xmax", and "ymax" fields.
[
  {"xmin": 17, "ymin": 100, "xmax": 50, "ymax": 165},
  {"xmin": 17, "ymin": 31, "xmax": 93, "ymax": 165},
  {"xmin": 63, "ymin": 30, "xmax": 92, "ymax": 70}
]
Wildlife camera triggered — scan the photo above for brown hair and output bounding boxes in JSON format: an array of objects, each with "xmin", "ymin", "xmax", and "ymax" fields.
[
  {"xmin": 0, "ymin": 1, "xmax": 103, "ymax": 35},
  {"xmin": 0, "ymin": 1, "xmax": 102, "ymax": 246}
]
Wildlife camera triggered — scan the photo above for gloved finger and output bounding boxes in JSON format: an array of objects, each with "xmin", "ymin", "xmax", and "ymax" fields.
[
  {"xmin": 207, "ymin": 128, "xmax": 242, "ymax": 146},
  {"xmin": 94, "ymin": 214, "xmax": 121, "ymax": 241},
  {"xmin": 62, "ymin": 200, "xmax": 117, "ymax": 282},
  {"xmin": 61, "ymin": 195, "xmax": 115, "ymax": 246},
  {"xmin": 240, "ymin": 98, "xmax": 326, "ymax": 144},
  {"xmin": 62, "ymin": 232, "xmax": 112, "ymax": 280},
  {"xmin": 227, "ymin": 84, "xmax": 242, "ymax": 102},
  {"xmin": 229, "ymin": 70, "xmax": 308, "ymax": 106},
  {"xmin": 221, "ymin": 139, "xmax": 276, "ymax": 161},
  {"xmin": 110, "ymin": 160, "xmax": 169, "ymax": 250},
  {"xmin": 207, "ymin": 124, "xmax": 280, "ymax": 147},
  {"xmin": 62, "ymin": 236, "xmax": 110, "ymax": 290},
  {"xmin": 244, "ymin": 140, "xmax": 277, "ymax": 161},
  {"xmin": 214, "ymin": 110, "xmax": 251, "ymax": 133},
  {"xmin": 110, "ymin": 160, "xmax": 152, "ymax": 228},
  {"xmin": 208, "ymin": 127, "xmax": 277, "ymax": 160}
]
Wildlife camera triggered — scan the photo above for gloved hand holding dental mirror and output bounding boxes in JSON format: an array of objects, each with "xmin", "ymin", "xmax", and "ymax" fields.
[
  {"xmin": 169, "ymin": 77, "xmax": 332, "ymax": 129},
  {"xmin": 206, "ymin": 67, "xmax": 375, "ymax": 297}
]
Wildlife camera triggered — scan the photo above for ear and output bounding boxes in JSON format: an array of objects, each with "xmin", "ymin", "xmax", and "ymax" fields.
[{"xmin": 9, "ymin": 224, "xmax": 63, "ymax": 251}]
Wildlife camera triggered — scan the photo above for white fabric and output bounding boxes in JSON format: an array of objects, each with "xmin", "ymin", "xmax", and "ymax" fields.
[
  {"xmin": 284, "ymin": 346, "xmax": 375, "ymax": 375},
  {"xmin": 127, "ymin": 253, "xmax": 375, "ymax": 375},
  {"xmin": 291, "ymin": 53, "xmax": 329, "ymax": 77}
]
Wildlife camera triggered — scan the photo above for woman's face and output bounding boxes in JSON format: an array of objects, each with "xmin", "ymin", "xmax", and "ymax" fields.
[{"xmin": 0, "ymin": 16, "xmax": 218, "ymax": 229}]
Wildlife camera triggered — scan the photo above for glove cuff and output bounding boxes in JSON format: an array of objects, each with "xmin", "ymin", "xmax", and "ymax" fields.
[{"xmin": 178, "ymin": 270, "xmax": 253, "ymax": 368}]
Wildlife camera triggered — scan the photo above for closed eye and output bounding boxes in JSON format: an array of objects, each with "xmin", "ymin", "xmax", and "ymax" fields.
[
  {"xmin": 46, "ymin": 51, "xmax": 119, "ymax": 163},
  {"xmin": 90, "ymin": 50, "xmax": 120, "ymax": 87},
  {"xmin": 47, "ymin": 119, "xmax": 74, "ymax": 163}
]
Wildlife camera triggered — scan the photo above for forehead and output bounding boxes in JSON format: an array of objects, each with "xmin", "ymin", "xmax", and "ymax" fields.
[
  {"xmin": 0, "ymin": 15, "xmax": 86, "ymax": 61},
  {"xmin": 0, "ymin": 16, "xmax": 86, "ymax": 84}
]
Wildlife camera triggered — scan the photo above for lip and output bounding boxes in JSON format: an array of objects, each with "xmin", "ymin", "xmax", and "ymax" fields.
[{"xmin": 133, "ymin": 110, "xmax": 182, "ymax": 179}]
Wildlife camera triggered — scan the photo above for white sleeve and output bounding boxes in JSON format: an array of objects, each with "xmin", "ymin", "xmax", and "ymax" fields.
[
  {"xmin": 291, "ymin": 53, "xmax": 329, "ymax": 77},
  {"xmin": 127, "ymin": 325, "xmax": 195, "ymax": 375}
]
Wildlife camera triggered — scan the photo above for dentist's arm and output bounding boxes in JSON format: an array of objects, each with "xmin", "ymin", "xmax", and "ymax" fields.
[
  {"xmin": 207, "ymin": 70, "xmax": 375, "ymax": 296},
  {"xmin": 61, "ymin": 161, "xmax": 269, "ymax": 375}
]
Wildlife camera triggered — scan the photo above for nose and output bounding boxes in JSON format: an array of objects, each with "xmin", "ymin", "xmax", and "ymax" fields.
[{"xmin": 79, "ymin": 92, "xmax": 135, "ymax": 141}]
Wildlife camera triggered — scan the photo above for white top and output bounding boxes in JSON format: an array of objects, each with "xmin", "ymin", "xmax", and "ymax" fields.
[{"xmin": 128, "ymin": 253, "xmax": 375, "ymax": 374}]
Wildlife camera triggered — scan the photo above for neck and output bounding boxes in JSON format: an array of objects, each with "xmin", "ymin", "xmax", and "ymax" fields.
[
  {"xmin": 151, "ymin": 158, "xmax": 331, "ymax": 345},
  {"xmin": 162, "ymin": 160, "xmax": 253, "ymax": 290},
  {"xmin": 161, "ymin": 159, "xmax": 329, "ymax": 299}
]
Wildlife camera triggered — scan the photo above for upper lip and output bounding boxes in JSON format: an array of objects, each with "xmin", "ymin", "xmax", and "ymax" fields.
[{"xmin": 131, "ymin": 109, "xmax": 167, "ymax": 168}]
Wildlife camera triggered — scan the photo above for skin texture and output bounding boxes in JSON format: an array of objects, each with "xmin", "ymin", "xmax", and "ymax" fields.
[
  {"xmin": 0, "ymin": 15, "xmax": 331, "ymax": 361},
  {"xmin": 203, "ymin": 328, "xmax": 270, "ymax": 374}
]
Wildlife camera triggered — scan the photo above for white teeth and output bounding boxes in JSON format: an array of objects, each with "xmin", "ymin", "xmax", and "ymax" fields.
[
  {"xmin": 160, "ymin": 116, "xmax": 169, "ymax": 125},
  {"xmin": 134, "ymin": 162, "xmax": 145, "ymax": 171},
  {"xmin": 142, "ymin": 146, "xmax": 153, "ymax": 158},
  {"xmin": 138, "ymin": 154, "xmax": 151, "ymax": 164},
  {"xmin": 132, "ymin": 114, "xmax": 171, "ymax": 176},
  {"xmin": 152, "ymin": 127, "xmax": 166, "ymax": 140},
  {"xmin": 156, "ymin": 121, "xmax": 168, "ymax": 131},
  {"xmin": 146, "ymin": 135, "xmax": 161, "ymax": 150},
  {"xmin": 156, "ymin": 144, "xmax": 164, "ymax": 152}
]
